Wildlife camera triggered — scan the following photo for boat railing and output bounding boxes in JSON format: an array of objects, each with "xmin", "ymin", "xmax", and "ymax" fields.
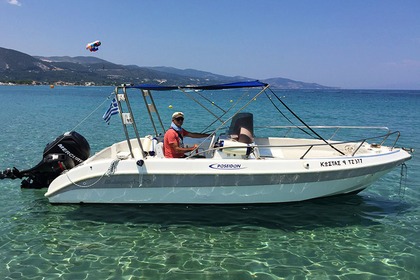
[
  {"xmin": 297, "ymin": 130, "xmax": 401, "ymax": 158},
  {"xmin": 195, "ymin": 129, "xmax": 401, "ymax": 159},
  {"xmin": 254, "ymin": 125, "xmax": 391, "ymax": 140}
]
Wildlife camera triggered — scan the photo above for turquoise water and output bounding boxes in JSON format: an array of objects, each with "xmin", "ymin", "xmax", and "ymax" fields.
[{"xmin": 0, "ymin": 86, "xmax": 419, "ymax": 279}]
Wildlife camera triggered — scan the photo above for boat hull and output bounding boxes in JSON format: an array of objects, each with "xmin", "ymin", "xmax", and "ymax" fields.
[
  {"xmin": 45, "ymin": 150, "xmax": 410, "ymax": 204},
  {"xmin": 46, "ymin": 172, "xmax": 385, "ymax": 204}
]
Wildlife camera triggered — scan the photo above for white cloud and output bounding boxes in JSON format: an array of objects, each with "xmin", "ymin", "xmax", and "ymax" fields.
[
  {"xmin": 386, "ymin": 59, "xmax": 420, "ymax": 69},
  {"xmin": 8, "ymin": 0, "xmax": 22, "ymax": 6}
]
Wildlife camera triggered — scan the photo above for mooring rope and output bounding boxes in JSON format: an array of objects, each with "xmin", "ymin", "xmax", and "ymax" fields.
[
  {"xmin": 70, "ymin": 93, "xmax": 114, "ymax": 132},
  {"xmin": 398, "ymin": 163, "xmax": 408, "ymax": 198},
  {"xmin": 41, "ymin": 93, "xmax": 114, "ymax": 158},
  {"xmin": 64, "ymin": 159, "xmax": 120, "ymax": 188}
]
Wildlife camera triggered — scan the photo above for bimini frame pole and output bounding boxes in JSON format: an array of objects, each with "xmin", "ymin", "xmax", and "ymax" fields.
[
  {"xmin": 267, "ymin": 87, "xmax": 345, "ymax": 156},
  {"xmin": 141, "ymin": 89, "xmax": 166, "ymax": 136},
  {"xmin": 203, "ymin": 84, "xmax": 270, "ymax": 137},
  {"xmin": 121, "ymin": 86, "xmax": 146, "ymax": 158},
  {"xmin": 115, "ymin": 87, "xmax": 134, "ymax": 157}
]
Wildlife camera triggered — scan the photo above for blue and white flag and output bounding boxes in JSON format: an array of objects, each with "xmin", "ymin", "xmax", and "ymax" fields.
[{"xmin": 102, "ymin": 98, "xmax": 119, "ymax": 124}]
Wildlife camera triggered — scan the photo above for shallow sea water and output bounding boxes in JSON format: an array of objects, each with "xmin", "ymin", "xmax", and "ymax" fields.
[{"xmin": 0, "ymin": 86, "xmax": 419, "ymax": 279}]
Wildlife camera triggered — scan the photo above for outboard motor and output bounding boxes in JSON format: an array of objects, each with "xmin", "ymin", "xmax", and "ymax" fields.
[{"xmin": 0, "ymin": 131, "xmax": 90, "ymax": 189}]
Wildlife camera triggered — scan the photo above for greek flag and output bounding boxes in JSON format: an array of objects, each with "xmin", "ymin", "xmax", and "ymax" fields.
[{"xmin": 102, "ymin": 98, "xmax": 119, "ymax": 124}]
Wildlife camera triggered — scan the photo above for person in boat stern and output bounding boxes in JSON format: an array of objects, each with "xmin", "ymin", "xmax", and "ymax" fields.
[{"xmin": 164, "ymin": 112, "xmax": 210, "ymax": 158}]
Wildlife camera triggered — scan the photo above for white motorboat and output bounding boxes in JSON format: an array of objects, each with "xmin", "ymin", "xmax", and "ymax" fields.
[{"xmin": 33, "ymin": 81, "xmax": 411, "ymax": 204}]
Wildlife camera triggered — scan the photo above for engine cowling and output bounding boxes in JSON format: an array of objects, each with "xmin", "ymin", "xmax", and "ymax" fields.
[{"xmin": 1, "ymin": 131, "xmax": 90, "ymax": 189}]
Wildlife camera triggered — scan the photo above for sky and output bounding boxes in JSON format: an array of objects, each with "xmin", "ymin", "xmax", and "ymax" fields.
[{"xmin": 1, "ymin": 0, "xmax": 420, "ymax": 89}]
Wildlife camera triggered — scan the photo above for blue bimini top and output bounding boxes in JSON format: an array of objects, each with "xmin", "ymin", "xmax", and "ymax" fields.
[{"xmin": 125, "ymin": 81, "xmax": 268, "ymax": 91}]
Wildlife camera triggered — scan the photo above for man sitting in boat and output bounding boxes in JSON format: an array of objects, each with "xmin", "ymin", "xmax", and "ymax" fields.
[{"xmin": 164, "ymin": 112, "xmax": 210, "ymax": 158}]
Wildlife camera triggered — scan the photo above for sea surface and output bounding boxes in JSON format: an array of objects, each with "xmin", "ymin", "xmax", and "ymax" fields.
[{"xmin": 0, "ymin": 85, "xmax": 419, "ymax": 279}]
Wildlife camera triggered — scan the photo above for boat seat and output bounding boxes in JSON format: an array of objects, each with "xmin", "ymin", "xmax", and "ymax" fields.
[
  {"xmin": 228, "ymin": 113, "xmax": 254, "ymax": 144},
  {"xmin": 155, "ymin": 142, "xmax": 164, "ymax": 158}
]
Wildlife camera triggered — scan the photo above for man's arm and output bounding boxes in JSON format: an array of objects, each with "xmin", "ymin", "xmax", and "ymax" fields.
[
  {"xmin": 186, "ymin": 132, "xmax": 210, "ymax": 138},
  {"xmin": 169, "ymin": 142, "xmax": 198, "ymax": 153}
]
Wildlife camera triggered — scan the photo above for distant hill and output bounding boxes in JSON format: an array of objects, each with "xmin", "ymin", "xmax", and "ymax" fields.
[
  {"xmin": 0, "ymin": 47, "xmax": 54, "ymax": 72},
  {"xmin": 147, "ymin": 66, "xmax": 247, "ymax": 82},
  {"xmin": 1, "ymin": 47, "xmax": 335, "ymax": 88},
  {"xmin": 263, "ymin": 77, "xmax": 329, "ymax": 89},
  {"xmin": 35, "ymin": 56, "xmax": 111, "ymax": 65}
]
